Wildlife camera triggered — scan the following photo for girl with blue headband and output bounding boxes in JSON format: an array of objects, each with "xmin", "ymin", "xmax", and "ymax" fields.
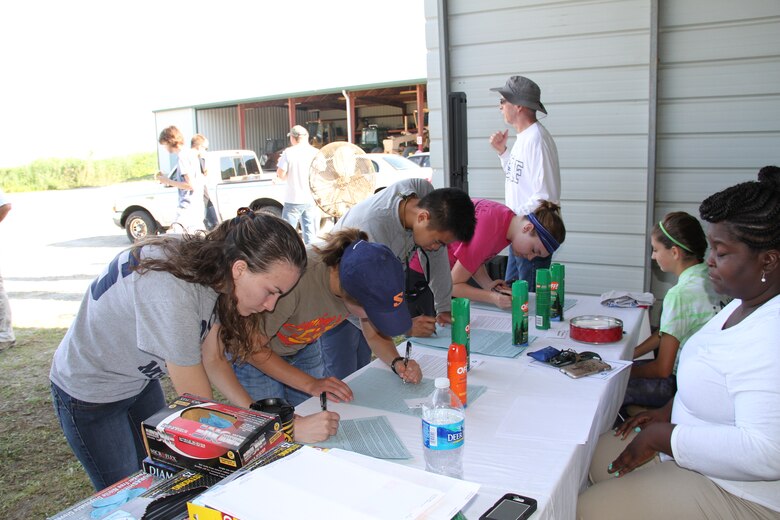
[
  {"xmin": 409, "ymin": 200, "xmax": 565, "ymax": 309},
  {"xmin": 621, "ymin": 211, "xmax": 726, "ymax": 414}
]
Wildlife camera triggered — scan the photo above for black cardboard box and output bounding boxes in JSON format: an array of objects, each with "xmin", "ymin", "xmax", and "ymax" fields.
[{"xmin": 141, "ymin": 394, "xmax": 284, "ymax": 479}]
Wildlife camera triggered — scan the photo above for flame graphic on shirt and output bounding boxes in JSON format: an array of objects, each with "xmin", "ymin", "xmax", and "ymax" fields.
[{"xmin": 277, "ymin": 314, "xmax": 346, "ymax": 346}]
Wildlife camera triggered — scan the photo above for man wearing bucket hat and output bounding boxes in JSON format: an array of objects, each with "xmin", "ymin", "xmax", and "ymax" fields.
[
  {"xmin": 277, "ymin": 125, "xmax": 319, "ymax": 244},
  {"xmin": 234, "ymin": 229, "xmax": 422, "ymax": 407},
  {"xmin": 489, "ymin": 75, "xmax": 561, "ymax": 290}
]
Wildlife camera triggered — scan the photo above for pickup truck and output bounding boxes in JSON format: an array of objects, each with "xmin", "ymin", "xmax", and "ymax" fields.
[{"xmin": 113, "ymin": 150, "xmax": 287, "ymax": 242}]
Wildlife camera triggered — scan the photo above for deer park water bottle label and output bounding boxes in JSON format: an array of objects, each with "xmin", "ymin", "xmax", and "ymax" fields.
[{"xmin": 422, "ymin": 419, "xmax": 464, "ymax": 451}]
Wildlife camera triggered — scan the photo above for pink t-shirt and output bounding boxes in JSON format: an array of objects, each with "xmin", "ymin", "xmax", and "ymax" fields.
[{"xmin": 409, "ymin": 199, "xmax": 515, "ymax": 275}]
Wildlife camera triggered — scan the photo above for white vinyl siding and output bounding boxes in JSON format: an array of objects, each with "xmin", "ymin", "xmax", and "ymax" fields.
[
  {"xmin": 652, "ymin": 1, "xmax": 780, "ymax": 300},
  {"xmin": 426, "ymin": 0, "xmax": 780, "ymax": 303},
  {"xmin": 425, "ymin": 0, "xmax": 652, "ymax": 295}
]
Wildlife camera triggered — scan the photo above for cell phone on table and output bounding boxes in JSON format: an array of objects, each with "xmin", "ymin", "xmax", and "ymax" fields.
[
  {"xmin": 479, "ymin": 493, "xmax": 537, "ymax": 520},
  {"xmin": 560, "ymin": 359, "xmax": 612, "ymax": 379}
]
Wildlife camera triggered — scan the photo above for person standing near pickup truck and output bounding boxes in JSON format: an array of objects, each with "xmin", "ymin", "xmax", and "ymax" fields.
[
  {"xmin": 156, "ymin": 125, "xmax": 207, "ymax": 234},
  {"xmin": 277, "ymin": 125, "xmax": 319, "ymax": 244},
  {"xmin": 193, "ymin": 133, "xmax": 219, "ymax": 230}
]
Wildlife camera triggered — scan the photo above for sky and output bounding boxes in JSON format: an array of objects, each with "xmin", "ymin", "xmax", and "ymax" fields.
[{"xmin": 0, "ymin": 0, "xmax": 428, "ymax": 168}]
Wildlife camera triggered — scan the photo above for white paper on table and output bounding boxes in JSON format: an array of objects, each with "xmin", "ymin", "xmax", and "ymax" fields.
[
  {"xmin": 495, "ymin": 394, "xmax": 600, "ymax": 444},
  {"xmin": 200, "ymin": 446, "xmax": 444, "ymax": 520},
  {"xmin": 411, "ymin": 352, "xmax": 485, "ymax": 377},
  {"xmin": 329, "ymin": 449, "xmax": 481, "ymax": 520},
  {"xmin": 311, "ymin": 415, "xmax": 412, "ymax": 459},
  {"xmin": 470, "ymin": 308, "xmax": 512, "ymax": 331},
  {"xmin": 586, "ymin": 359, "xmax": 632, "ymax": 380},
  {"xmin": 529, "ymin": 327, "xmax": 569, "ymax": 338}
]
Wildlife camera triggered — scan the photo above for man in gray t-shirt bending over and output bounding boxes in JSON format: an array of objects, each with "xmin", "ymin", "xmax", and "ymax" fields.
[{"xmin": 319, "ymin": 178, "xmax": 476, "ymax": 379}]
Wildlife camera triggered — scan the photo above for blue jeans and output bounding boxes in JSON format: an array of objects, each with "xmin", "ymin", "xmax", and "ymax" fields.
[
  {"xmin": 50, "ymin": 379, "xmax": 165, "ymax": 491},
  {"xmin": 282, "ymin": 203, "xmax": 317, "ymax": 245},
  {"xmin": 233, "ymin": 341, "xmax": 325, "ymax": 406},
  {"xmin": 622, "ymin": 361, "xmax": 677, "ymax": 409},
  {"xmin": 505, "ymin": 250, "xmax": 553, "ymax": 290},
  {"xmin": 204, "ymin": 197, "xmax": 219, "ymax": 230},
  {"xmin": 318, "ymin": 320, "xmax": 372, "ymax": 379}
]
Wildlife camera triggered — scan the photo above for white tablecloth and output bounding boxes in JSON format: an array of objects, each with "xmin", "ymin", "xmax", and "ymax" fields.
[{"xmin": 296, "ymin": 293, "xmax": 649, "ymax": 520}]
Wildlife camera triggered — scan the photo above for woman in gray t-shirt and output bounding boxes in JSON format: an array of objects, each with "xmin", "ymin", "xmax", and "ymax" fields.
[{"xmin": 50, "ymin": 210, "xmax": 337, "ymax": 490}]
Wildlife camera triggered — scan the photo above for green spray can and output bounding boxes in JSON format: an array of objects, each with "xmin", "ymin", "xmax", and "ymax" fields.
[
  {"xmin": 550, "ymin": 263, "xmax": 565, "ymax": 322},
  {"xmin": 451, "ymin": 297, "xmax": 471, "ymax": 370},
  {"xmin": 512, "ymin": 280, "xmax": 529, "ymax": 346},
  {"xmin": 535, "ymin": 268, "xmax": 551, "ymax": 330}
]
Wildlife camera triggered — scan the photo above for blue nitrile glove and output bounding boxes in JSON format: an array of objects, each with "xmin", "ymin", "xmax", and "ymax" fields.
[
  {"xmin": 90, "ymin": 487, "xmax": 145, "ymax": 519},
  {"xmin": 199, "ymin": 412, "xmax": 232, "ymax": 428}
]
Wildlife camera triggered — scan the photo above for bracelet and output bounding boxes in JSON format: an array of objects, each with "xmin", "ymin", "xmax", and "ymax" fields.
[{"xmin": 390, "ymin": 356, "xmax": 405, "ymax": 376}]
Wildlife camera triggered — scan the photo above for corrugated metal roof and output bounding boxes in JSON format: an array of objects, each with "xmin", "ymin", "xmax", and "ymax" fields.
[{"xmin": 153, "ymin": 78, "xmax": 427, "ymax": 112}]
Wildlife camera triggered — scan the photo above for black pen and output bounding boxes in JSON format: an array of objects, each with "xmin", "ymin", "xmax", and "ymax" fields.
[
  {"xmin": 320, "ymin": 392, "xmax": 327, "ymax": 411},
  {"xmin": 404, "ymin": 341, "xmax": 412, "ymax": 368}
]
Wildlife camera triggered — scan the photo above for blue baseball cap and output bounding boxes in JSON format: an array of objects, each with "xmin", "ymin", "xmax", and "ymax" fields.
[{"xmin": 339, "ymin": 240, "xmax": 412, "ymax": 336}]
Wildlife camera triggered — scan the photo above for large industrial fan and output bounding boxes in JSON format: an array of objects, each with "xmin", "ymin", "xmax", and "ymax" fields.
[{"xmin": 309, "ymin": 142, "xmax": 376, "ymax": 219}]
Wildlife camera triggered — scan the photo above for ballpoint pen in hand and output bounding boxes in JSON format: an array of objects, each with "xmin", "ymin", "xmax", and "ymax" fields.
[
  {"xmin": 404, "ymin": 340, "xmax": 412, "ymax": 368},
  {"xmin": 320, "ymin": 392, "xmax": 327, "ymax": 411}
]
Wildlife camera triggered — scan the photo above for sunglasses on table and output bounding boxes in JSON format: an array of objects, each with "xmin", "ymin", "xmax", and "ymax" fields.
[{"xmin": 548, "ymin": 349, "xmax": 602, "ymax": 368}]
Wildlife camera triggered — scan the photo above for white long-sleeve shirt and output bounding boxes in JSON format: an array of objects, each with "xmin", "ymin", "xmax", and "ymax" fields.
[
  {"xmin": 668, "ymin": 295, "xmax": 780, "ymax": 512},
  {"xmin": 499, "ymin": 121, "xmax": 560, "ymax": 215}
]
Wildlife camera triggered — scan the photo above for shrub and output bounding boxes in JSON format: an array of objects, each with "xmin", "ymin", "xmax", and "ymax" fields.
[{"xmin": 1, "ymin": 152, "xmax": 157, "ymax": 192}]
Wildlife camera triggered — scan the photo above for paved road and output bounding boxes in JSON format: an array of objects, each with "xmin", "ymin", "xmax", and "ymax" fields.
[{"xmin": 1, "ymin": 185, "xmax": 131, "ymax": 328}]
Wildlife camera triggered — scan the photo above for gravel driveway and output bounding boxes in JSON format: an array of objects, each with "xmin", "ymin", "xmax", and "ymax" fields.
[{"xmin": 1, "ymin": 185, "xmax": 131, "ymax": 328}]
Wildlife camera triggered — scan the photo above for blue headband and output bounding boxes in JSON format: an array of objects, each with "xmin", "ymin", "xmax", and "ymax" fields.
[{"xmin": 526, "ymin": 213, "xmax": 560, "ymax": 254}]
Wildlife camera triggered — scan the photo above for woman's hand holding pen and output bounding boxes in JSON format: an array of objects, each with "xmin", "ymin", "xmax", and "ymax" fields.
[
  {"xmin": 293, "ymin": 412, "xmax": 340, "ymax": 443},
  {"xmin": 305, "ymin": 376, "xmax": 353, "ymax": 403}
]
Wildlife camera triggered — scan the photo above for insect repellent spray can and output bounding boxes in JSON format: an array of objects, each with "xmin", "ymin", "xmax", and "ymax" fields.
[
  {"xmin": 451, "ymin": 298, "xmax": 470, "ymax": 370},
  {"xmin": 550, "ymin": 263, "xmax": 565, "ymax": 322},
  {"xmin": 512, "ymin": 280, "xmax": 529, "ymax": 346},
  {"xmin": 447, "ymin": 342, "xmax": 468, "ymax": 407},
  {"xmin": 535, "ymin": 269, "xmax": 551, "ymax": 330}
]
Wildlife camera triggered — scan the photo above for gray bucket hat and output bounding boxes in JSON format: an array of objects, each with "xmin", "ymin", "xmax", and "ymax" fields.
[{"xmin": 490, "ymin": 76, "xmax": 547, "ymax": 114}]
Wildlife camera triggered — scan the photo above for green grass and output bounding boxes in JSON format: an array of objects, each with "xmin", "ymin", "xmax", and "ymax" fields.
[
  {"xmin": 0, "ymin": 328, "xmax": 91, "ymax": 519},
  {"xmin": 0, "ymin": 328, "xmax": 176, "ymax": 519},
  {"xmin": 1, "ymin": 152, "xmax": 157, "ymax": 192}
]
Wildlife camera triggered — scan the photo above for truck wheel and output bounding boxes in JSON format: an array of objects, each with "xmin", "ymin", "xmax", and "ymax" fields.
[{"xmin": 125, "ymin": 210, "xmax": 158, "ymax": 243}]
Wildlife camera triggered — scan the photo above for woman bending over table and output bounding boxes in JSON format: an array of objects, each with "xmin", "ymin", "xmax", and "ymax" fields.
[
  {"xmin": 409, "ymin": 199, "xmax": 565, "ymax": 309},
  {"xmin": 50, "ymin": 210, "xmax": 338, "ymax": 490},
  {"xmin": 622, "ymin": 211, "xmax": 726, "ymax": 411},
  {"xmin": 577, "ymin": 166, "xmax": 780, "ymax": 519},
  {"xmin": 232, "ymin": 228, "xmax": 422, "ymax": 407}
]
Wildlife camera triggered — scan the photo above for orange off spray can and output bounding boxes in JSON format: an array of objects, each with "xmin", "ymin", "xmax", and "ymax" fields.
[{"xmin": 448, "ymin": 341, "xmax": 468, "ymax": 407}]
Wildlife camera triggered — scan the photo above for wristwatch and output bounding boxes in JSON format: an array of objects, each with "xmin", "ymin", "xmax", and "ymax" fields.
[{"xmin": 390, "ymin": 356, "xmax": 405, "ymax": 375}]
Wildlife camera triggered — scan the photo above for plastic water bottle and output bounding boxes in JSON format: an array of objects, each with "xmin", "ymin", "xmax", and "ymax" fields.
[{"xmin": 422, "ymin": 377, "xmax": 464, "ymax": 479}]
